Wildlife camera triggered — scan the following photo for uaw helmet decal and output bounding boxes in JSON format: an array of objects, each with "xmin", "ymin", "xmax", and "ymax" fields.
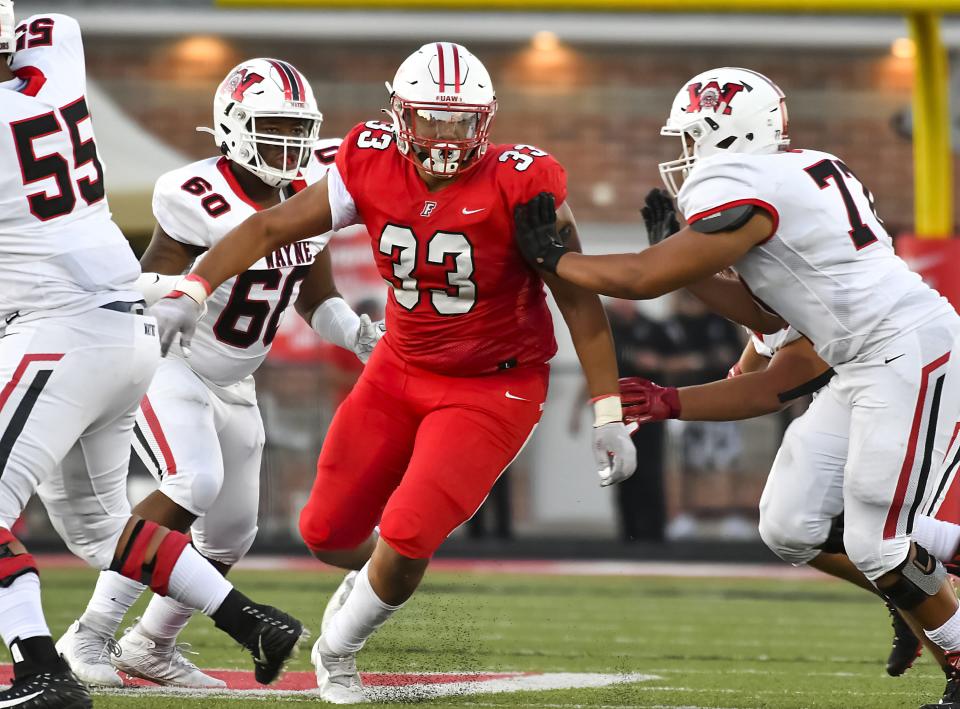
[{"xmin": 684, "ymin": 80, "xmax": 746, "ymax": 116}]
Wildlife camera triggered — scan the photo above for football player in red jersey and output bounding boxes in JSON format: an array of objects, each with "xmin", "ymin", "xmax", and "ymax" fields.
[{"xmin": 151, "ymin": 42, "xmax": 635, "ymax": 703}]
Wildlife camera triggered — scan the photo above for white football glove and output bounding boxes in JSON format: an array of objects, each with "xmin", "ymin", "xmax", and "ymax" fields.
[
  {"xmin": 591, "ymin": 395, "xmax": 638, "ymax": 487},
  {"xmin": 353, "ymin": 315, "xmax": 385, "ymax": 364},
  {"xmin": 593, "ymin": 422, "xmax": 638, "ymax": 487},
  {"xmin": 149, "ymin": 275, "xmax": 209, "ymax": 357}
]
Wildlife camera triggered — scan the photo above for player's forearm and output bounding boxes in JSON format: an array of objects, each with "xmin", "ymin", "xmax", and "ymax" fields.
[
  {"xmin": 555, "ymin": 252, "xmax": 660, "ymax": 300},
  {"xmin": 191, "ymin": 212, "xmax": 277, "ymax": 292},
  {"xmin": 677, "ymin": 374, "xmax": 785, "ymax": 421},
  {"xmin": 561, "ymin": 295, "xmax": 620, "ymax": 398},
  {"xmin": 686, "ymin": 275, "xmax": 785, "ymax": 334}
]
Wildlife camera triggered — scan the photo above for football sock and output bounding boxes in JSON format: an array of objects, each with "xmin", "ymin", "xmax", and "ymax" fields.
[
  {"xmin": 164, "ymin": 544, "xmax": 232, "ymax": 616},
  {"xmin": 10, "ymin": 635, "xmax": 69, "ymax": 680},
  {"xmin": 323, "ymin": 562, "xmax": 403, "ymax": 655},
  {"xmin": 139, "ymin": 594, "xmax": 194, "ymax": 643},
  {"xmin": 80, "ymin": 571, "xmax": 145, "ymax": 638},
  {"xmin": 913, "ymin": 516, "xmax": 960, "ymax": 562},
  {"xmin": 927, "ymin": 606, "xmax": 960, "ymax": 653},
  {"xmin": 0, "ymin": 574, "xmax": 50, "ymax": 648}
]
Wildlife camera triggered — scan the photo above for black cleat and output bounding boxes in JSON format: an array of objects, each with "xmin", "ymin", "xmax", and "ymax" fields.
[
  {"xmin": 240, "ymin": 605, "xmax": 305, "ymax": 685},
  {"xmin": 886, "ymin": 602, "xmax": 922, "ymax": 676},
  {"xmin": 0, "ymin": 670, "xmax": 92, "ymax": 709},
  {"xmin": 921, "ymin": 652, "xmax": 960, "ymax": 708}
]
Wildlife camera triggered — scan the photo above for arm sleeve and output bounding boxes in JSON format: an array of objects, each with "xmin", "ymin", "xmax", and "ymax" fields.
[
  {"xmin": 677, "ymin": 155, "xmax": 778, "ymax": 230},
  {"xmin": 151, "ymin": 173, "xmax": 211, "ymax": 249}
]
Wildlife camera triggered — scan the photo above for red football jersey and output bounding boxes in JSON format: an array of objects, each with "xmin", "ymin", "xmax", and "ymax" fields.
[{"xmin": 336, "ymin": 120, "xmax": 563, "ymax": 376}]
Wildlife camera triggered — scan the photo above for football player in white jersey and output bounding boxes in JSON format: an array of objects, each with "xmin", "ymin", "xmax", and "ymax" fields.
[
  {"xmin": 0, "ymin": 6, "xmax": 306, "ymax": 707},
  {"xmin": 632, "ymin": 190, "xmax": 942, "ymax": 677},
  {"xmin": 56, "ymin": 58, "xmax": 382, "ymax": 689},
  {"xmin": 514, "ymin": 67, "xmax": 960, "ymax": 708}
]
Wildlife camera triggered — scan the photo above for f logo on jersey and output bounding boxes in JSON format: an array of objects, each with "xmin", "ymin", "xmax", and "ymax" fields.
[
  {"xmin": 684, "ymin": 81, "xmax": 745, "ymax": 115},
  {"xmin": 421, "ymin": 201, "xmax": 438, "ymax": 217},
  {"xmin": 226, "ymin": 69, "xmax": 265, "ymax": 102}
]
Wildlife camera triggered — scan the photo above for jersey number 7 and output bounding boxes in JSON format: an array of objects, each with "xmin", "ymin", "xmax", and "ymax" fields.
[{"xmin": 804, "ymin": 159, "xmax": 881, "ymax": 250}]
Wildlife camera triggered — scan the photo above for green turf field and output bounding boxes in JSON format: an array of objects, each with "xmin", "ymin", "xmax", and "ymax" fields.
[{"xmin": 34, "ymin": 565, "xmax": 950, "ymax": 708}]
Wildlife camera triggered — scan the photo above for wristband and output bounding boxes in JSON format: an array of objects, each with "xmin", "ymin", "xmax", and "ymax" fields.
[
  {"xmin": 591, "ymin": 394, "xmax": 623, "ymax": 427},
  {"xmin": 172, "ymin": 274, "xmax": 212, "ymax": 305}
]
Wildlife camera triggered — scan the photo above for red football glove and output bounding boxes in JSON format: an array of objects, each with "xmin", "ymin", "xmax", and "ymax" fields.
[{"xmin": 619, "ymin": 377, "xmax": 682, "ymax": 424}]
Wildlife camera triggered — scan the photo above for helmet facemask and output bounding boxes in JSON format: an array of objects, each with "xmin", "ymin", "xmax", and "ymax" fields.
[
  {"xmin": 388, "ymin": 95, "xmax": 495, "ymax": 178},
  {"xmin": 228, "ymin": 108, "xmax": 322, "ymax": 188}
]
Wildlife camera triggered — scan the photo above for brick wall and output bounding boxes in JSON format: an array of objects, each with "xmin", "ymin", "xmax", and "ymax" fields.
[{"xmin": 88, "ymin": 35, "xmax": 934, "ymax": 232}]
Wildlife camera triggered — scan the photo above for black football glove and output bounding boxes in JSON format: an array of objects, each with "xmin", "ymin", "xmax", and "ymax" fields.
[
  {"xmin": 641, "ymin": 188, "xmax": 681, "ymax": 246},
  {"xmin": 513, "ymin": 192, "xmax": 568, "ymax": 274}
]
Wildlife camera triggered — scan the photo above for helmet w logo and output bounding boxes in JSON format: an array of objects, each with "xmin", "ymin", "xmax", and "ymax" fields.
[
  {"xmin": 227, "ymin": 69, "xmax": 265, "ymax": 102},
  {"xmin": 684, "ymin": 81, "xmax": 745, "ymax": 115}
]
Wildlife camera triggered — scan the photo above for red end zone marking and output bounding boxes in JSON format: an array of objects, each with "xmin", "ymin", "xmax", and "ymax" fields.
[{"xmin": 0, "ymin": 666, "xmax": 529, "ymax": 691}]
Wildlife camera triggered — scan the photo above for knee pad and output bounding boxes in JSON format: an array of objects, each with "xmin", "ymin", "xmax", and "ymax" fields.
[
  {"xmin": 299, "ymin": 506, "xmax": 371, "ymax": 554},
  {"xmin": 757, "ymin": 514, "xmax": 826, "ymax": 566},
  {"xmin": 0, "ymin": 529, "xmax": 37, "ymax": 587},
  {"xmin": 379, "ymin": 508, "xmax": 435, "ymax": 559},
  {"xmin": 193, "ymin": 525, "xmax": 258, "ymax": 568},
  {"xmin": 109, "ymin": 519, "xmax": 190, "ymax": 596},
  {"xmin": 881, "ymin": 543, "xmax": 947, "ymax": 610}
]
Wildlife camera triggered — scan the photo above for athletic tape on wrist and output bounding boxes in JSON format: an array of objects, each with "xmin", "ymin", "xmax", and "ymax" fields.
[
  {"xmin": 174, "ymin": 274, "xmax": 211, "ymax": 305},
  {"xmin": 592, "ymin": 395, "xmax": 623, "ymax": 427}
]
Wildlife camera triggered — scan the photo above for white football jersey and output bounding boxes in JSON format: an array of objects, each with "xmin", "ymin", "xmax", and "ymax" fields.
[
  {"xmin": 750, "ymin": 326, "xmax": 802, "ymax": 360},
  {"xmin": 679, "ymin": 149, "xmax": 955, "ymax": 366},
  {"xmin": 152, "ymin": 140, "xmax": 341, "ymax": 401},
  {"xmin": 0, "ymin": 14, "xmax": 140, "ymax": 324}
]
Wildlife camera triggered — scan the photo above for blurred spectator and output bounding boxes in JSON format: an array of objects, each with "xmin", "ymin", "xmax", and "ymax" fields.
[
  {"xmin": 572, "ymin": 299, "xmax": 674, "ymax": 542},
  {"xmin": 662, "ymin": 292, "xmax": 749, "ymax": 540},
  {"xmin": 466, "ymin": 473, "xmax": 513, "ymax": 540}
]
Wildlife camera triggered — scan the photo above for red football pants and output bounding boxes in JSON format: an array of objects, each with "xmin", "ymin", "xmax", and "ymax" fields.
[{"xmin": 299, "ymin": 340, "xmax": 548, "ymax": 559}]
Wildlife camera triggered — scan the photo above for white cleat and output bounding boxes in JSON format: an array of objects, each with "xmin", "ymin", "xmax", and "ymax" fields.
[
  {"xmin": 55, "ymin": 619, "xmax": 123, "ymax": 688},
  {"xmin": 312, "ymin": 636, "xmax": 366, "ymax": 704},
  {"xmin": 321, "ymin": 570, "xmax": 358, "ymax": 636},
  {"xmin": 113, "ymin": 625, "xmax": 225, "ymax": 688}
]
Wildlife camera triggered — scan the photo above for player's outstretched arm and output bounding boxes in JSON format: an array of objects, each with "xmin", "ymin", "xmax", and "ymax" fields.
[
  {"xmin": 544, "ymin": 203, "xmax": 636, "ymax": 488},
  {"xmin": 623, "ymin": 337, "xmax": 831, "ymax": 424},
  {"xmin": 193, "ymin": 177, "xmax": 335, "ymax": 292},
  {"xmin": 151, "ymin": 178, "xmax": 335, "ymax": 355},
  {"xmin": 685, "ymin": 274, "xmax": 785, "ymax": 334},
  {"xmin": 295, "ymin": 247, "xmax": 384, "ymax": 363},
  {"xmin": 514, "ymin": 192, "xmax": 772, "ymax": 300}
]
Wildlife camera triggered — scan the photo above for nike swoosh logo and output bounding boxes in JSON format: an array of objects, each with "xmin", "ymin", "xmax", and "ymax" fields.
[
  {"xmin": 505, "ymin": 392, "xmax": 531, "ymax": 402},
  {"xmin": 885, "ymin": 354, "xmax": 906, "ymax": 364},
  {"xmin": 0, "ymin": 691, "xmax": 44, "ymax": 707},
  {"xmin": 462, "ymin": 207, "xmax": 485, "ymax": 215},
  {"xmin": 254, "ymin": 635, "xmax": 269, "ymax": 667}
]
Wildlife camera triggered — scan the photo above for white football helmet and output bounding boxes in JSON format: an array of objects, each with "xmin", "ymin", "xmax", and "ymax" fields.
[
  {"xmin": 659, "ymin": 67, "xmax": 790, "ymax": 196},
  {"xmin": 385, "ymin": 42, "xmax": 497, "ymax": 177},
  {"xmin": 0, "ymin": 1, "xmax": 15, "ymax": 60},
  {"xmin": 202, "ymin": 58, "xmax": 322, "ymax": 188}
]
